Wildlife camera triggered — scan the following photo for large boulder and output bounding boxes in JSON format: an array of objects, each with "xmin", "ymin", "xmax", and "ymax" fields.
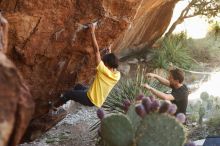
[
  {"xmin": 113, "ymin": 0, "xmax": 176, "ymax": 57},
  {"xmin": 0, "ymin": 52, "xmax": 34, "ymax": 146},
  {"xmin": 0, "ymin": 0, "xmax": 178, "ymax": 142}
]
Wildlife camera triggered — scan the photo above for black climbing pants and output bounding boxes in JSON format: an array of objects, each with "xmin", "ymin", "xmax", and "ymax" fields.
[{"xmin": 62, "ymin": 84, "xmax": 94, "ymax": 106}]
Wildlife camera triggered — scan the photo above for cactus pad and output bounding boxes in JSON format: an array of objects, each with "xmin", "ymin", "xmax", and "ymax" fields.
[
  {"xmin": 127, "ymin": 105, "xmax": 141, "ymax": 131},
  {"xmin": 136, "ymin": 113, "xmax": 186, "ymax": 146},
  {"xmin": 100, "ymin": 114, "xmax": 134, "ymax": 146}
]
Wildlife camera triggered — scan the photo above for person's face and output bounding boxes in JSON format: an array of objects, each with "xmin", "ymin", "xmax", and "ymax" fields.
[
  {"xmin": 168, "ymin": 73, "xmax": 179, "ymax": 87},
  {"xmin": 168, "ymin": 74, "xmax": 174, "ymax": 85}
]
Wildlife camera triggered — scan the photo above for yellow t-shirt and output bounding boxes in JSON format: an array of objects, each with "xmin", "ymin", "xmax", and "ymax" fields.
[{"xmin": 87, "ymin": 61, "xmax": 120, "ymax": 107}]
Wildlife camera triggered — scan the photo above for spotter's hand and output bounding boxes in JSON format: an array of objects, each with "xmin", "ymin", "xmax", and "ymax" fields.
[
  {"xmin": 146, "ymin": 73, "xmax": 156, "ymax": 78},
  {"xmin": 141, "ymin": 83, "xmax": 151, "ymax": 90}
]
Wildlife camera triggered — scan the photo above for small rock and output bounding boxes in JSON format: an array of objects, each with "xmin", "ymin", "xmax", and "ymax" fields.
[
  {"xmin": 145, "ymin": 53, "xmax": 154, "ymax": 62},
  {"xmin": 127, "ymin": 58, "xmax": 139, "ymax": 64},
  {"xmin": 140, "ymin": 58, "xmax": 145, "ymax": 62},
  {"xmin": 118, "ymin": 63, "xmax": 130, "ymax": 75}
]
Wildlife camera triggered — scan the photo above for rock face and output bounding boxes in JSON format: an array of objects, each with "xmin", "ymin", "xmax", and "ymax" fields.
[
  {"xmin": 0, "ymin": 52, "xmax": 34, "ymax": 146},
  {"xmin": 0, "ymin": 0, "xmax": 177, "ymax": 143},
  {"xmin": 113, "ymin": 0, "xmax": 177, "ymax": 57}
]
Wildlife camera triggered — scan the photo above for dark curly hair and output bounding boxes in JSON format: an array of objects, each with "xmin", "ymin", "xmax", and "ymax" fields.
[
  {"xmin": 170, "ymin": 68, "xmax": 184, "ymax": 83},
  {"xmin": 102, "ymin": 53, "xmax": 119, "ymax": 69}
]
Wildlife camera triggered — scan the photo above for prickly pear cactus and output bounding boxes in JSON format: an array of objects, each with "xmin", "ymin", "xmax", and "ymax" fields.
[
  {"xmin": 135, "ymin": 113, "xmax": 186, "ymax": 146},
  {"xmin": 126, "ymin": 105, "xmax": 141, "ymax": 131},
  {"xmin": 98, "ymin": 94, "xmax": 187, "ymax": 146},
  {"xmin": 100, "ymin": 114, "xmax": 134, "ymax": 146}
]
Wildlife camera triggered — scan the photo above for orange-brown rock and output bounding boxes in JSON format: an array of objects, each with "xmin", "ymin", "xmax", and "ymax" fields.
[
  {"xmin": 113, "ymin": 0, "xmax": 177, "ymax": 57},
  {"xmin": 0, "ymin": 52, "xmax": 34, "ymax": 146},
  {"xmin": 0, "ymin": 0, "xmax": 178, "ymax": 143}
]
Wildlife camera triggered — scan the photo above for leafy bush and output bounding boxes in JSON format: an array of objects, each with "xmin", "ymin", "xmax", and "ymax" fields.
[
  {"xmin": 172, "ymin": 31, "xmax": 188, "ymax": 43},
  {"xmin": 153, "ymin": 35, "xmax": 193, "ymax": 69},
  {"xmin": 208, "ymin": 21, "xmax": 220, "ymax": 38},
  {"xmin": 187, "ymin": 25, "xmax": 220, "ymax": 64},
  {"xmin": 187, "ymin": 113, "xmax": 199, "ymax": 123},
  {"xmin": 206, "ymin": 115, "xmax": 220, "ymax": 136},
  {"xmin": 200, "ymin": 92, "xmax": 209, "ymax": 102}
]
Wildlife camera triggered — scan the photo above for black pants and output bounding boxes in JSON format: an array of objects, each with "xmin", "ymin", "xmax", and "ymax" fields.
[{"xmin": 62, "ymin": 84, "xmax": 94, "ymax": 106}]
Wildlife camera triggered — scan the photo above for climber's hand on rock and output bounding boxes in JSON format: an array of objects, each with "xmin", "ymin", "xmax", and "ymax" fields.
[
  {"xmin": 104, "ymin": 48, "xmax": 111, "ymax": 54},
  {"xmin": 89, "ymin": 23, "xmax": 96, "ymax": 34},
  {"xmin": 108, "ymin": 45, "xmax": 112, "ymax": 53},
  {"xmin": 0, "ymin": 12, "xmax": 8, "ymax": 26}
]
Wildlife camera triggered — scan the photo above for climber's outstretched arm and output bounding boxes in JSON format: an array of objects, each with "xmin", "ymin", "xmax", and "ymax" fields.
[
  {"xmin": 89, "ymin": 23, "xmax": 101, "ymax": 66},
  {"xmin": 0, "ymin": 12, "xmax": 8, "ymax": 54}
]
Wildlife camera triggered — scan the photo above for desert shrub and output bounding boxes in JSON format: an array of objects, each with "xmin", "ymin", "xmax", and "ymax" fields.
[
  {"xmin": 188, "ymin": 113, "xmax": 199, "ymax": 123},
  {"xmin": 200, "ymin": 92, "xmax": 209, "ymax": 102},
  {"xmin": 153, "ymin": 35, "xmax": 193, "ymax": 69},
  {"xmin": 187, "ymin": 23, "xmax": 220, "ymax": 64},
  {"xmin": 208, "ymin": 21, "xmax": 220, "ymax": 38},
  {"xmin": 206, "ymin": 115, "xmax": 220, "ymax": 136}
]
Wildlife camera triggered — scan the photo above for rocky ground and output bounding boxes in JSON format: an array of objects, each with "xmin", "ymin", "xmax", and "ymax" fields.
[{"xmin": 20, "ymin": 101, "xmax": 98, "ymax": 146}]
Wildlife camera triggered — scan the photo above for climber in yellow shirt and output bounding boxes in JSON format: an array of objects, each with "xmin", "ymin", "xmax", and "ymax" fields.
[{"xmin": 60, "ymin": 23, "xmax": 120, "ymax": 107}]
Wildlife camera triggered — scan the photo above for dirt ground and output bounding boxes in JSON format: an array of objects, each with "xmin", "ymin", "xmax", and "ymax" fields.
[{"xmin": 20, "ymin": 102, "xmax": 98, "ymax": 146}]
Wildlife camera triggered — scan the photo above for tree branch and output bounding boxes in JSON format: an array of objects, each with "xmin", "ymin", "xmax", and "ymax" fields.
[{"xmin": 165, "ymin": 0, "xmax": 220, "ymax": 36}]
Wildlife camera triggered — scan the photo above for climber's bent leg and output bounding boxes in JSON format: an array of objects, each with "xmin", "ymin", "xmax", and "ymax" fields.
[
  {"xmin": 73, "ymin": 83, "xmax": 88, "ymax": 91},
  {"xmin": 60, "ymin": 90, "xmax": 94, "ymax": 106}
]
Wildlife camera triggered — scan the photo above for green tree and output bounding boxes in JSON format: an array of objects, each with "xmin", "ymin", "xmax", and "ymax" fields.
[{"xmin": 165, "ymin": 0, "xmax": 220, "ymax": 36}]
